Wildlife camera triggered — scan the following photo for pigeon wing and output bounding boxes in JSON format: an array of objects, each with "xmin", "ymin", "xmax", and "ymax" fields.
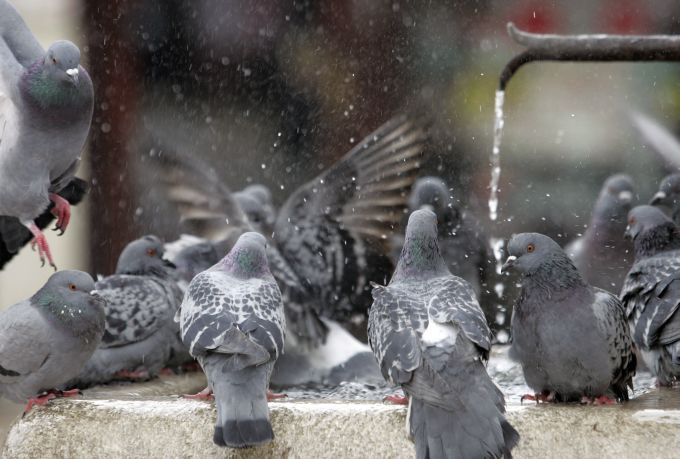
[
  {"xmin": 0, "ymin": 1, "xmax": 45, "ymax": 68},
  {"xmin": 0, "ymin": 302, "xmax": 52, "ymax": 383},
  {"xmin": 95, "ymin": 275, "xmax": 174, "ymax": 348}
]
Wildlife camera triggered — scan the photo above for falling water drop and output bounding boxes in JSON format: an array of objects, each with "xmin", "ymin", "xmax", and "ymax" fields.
[
  {"xmin": 490, "ymin": 237, "xmax": 505, "ymax": 276},
  {"xmin": 488, "ymin": 90, "xmax": 505, "ymax": 221}
]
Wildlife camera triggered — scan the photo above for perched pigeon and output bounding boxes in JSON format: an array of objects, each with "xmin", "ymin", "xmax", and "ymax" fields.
[
  {"xmin": 650, "ymin": 173, "xmax": 680, "ymax": 226},
  {"xmin": 0, "ymin": 270, "xmax": 105, "ymax": 411},
  {"xmin": 178, "ymin": 232, "xmax": 286, "ymax": 448},
  {"xmin": 164, "ymin": 234, "xmax": 221, "ymax": 292},
  {"xmin": 504, "ymin": 232, "xmax": 636, "ymax": 403},
  {"xmin": 369, "ymin": 209, "xmax": 518, "ymax": 459},
  {"xmin": 620, "ymin": 205, "xmax": 680, "ymax": 385},
  {"xmin": 0, "ymin": 0, "xmax": 93, "ymax": 268},
  {"xmin": 565, "ymin": 174, "xmax": 635, "ymax": 292},
  {"xmin": 0, "ymin": 177, "xmax": 88, "ymax": 270},
  {"xmin": 70, "ymin": 236, "xmax": 187, "ymax": 386},
  {"xmin": 393, "ymin": 176, "xmax": 491, "ymax": 298},
  {"xmin": 149, "ymin": 114, "xmax": 428, "ymax": 340}
]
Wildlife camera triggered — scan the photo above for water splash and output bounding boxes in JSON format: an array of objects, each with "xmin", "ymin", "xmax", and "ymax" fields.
[
  {"xmin": 490, "ymin": 237, "xmax": 505, "ymax": 276},
  {"xmin": 488, "ymin": 90, "xmax": 505, "ymax": 221}
]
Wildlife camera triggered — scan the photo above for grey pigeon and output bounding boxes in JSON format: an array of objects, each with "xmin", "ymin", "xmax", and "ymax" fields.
[
  {"xmin": 149, "ymin": 114, "xmax": 427, "ymax": 340},
  {"xmin": 393, "ymin": 176, "xmax": 491, "ymax": 299},
  {"xmin": 565, "ymin": 174, "xmax": 635, "ymax": 292},
  {"xmin": 0, "ymin": 0, "xmax": 93, "ymax": 268},
  {"xmin": 71, "ymin": 235, "xmax": 187, "ymax": 386},
  {"xmin": 0, "ymin": 177, "xmax": 88, "ymax": 270},
  {"xmin": 178, "ymin": 232, "xmax": 285, "ymax": 448},
  {"xmin": 0, "ymin": 270, "xmax": 105, "ymax": 410},
  {"xmin": 620, "ymin": 205, "xmax": 680, "ymax": 385},
  {"xmin": 650, "ymin": 173, "xmax": 680, "ymax": 226},
  {"xmin": 503, "ymin": 232, "xmax": 636, "ymax": 403},
  {"xmin": 368, "ymin": 209, "xmax": 518, "ymax": 459}
]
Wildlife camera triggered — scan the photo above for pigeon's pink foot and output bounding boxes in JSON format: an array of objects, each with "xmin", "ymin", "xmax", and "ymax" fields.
[
  {"xmin": 23, "ymin": 393, "xmax": 57, "ymax": 414},
  {"xmin": 113, "ymin": 369, "xmax": 150, "ymax": 381},
  {"xmin": 181, "ymin": 361, "xmax": 201, "ymax": 372},
  {"xmin": 267, "ymin": 390, "xmax": 287, "ymax": 401},
  {"xmin": 26, "ymin": 222, "xmax": 56, "ymax": 270},
  {"xmin": 55, "ymin": 388, "xmax": 82, "ymax": 398},
  {"xmin": 581, "ymin": 395, "xmax": 617, "ymax": 405},
  {"xmin": 384, "ymin": 393, "xmax": 409, "ymax": 405},
  {"xmin": 159, "ymin": 368, "xmax": 175, "ymax": 376},
  {"xmin": 521, "ymin": 391, "xmax": 555, "ymax": 404},
  {"xmin": 49, "ymin": 193, "xmax": 71, "ymax": 235},
  {"xmin": 183, "ymin": 387, "xmax": 213, "ymax": 400}
]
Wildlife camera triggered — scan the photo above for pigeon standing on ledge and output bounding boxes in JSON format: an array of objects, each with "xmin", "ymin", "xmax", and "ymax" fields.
[
  {"xmin": 178, "ymin": 232, "xmax": 285, "ymax": 448},
  {"xmin": 565, "ymin": 174, "xmax": 635, "ymax": 292},
  {"xmin": 369, "ymin": 210, "xmax": 518, "ymax": 459},
  {"xmin": 0, "ymin": 0, "xmax": 93, "ymax": 269},
  {"xmin": 621, "ymin": 205, "xmax": 680, "ymax": 385},
  {"xmin": 504, "ymin": 232, "xmax": 636, "ymax": 403},
  {"xmin": 0, "ymin": 270, "xmax": 105, "ymax": 412}
]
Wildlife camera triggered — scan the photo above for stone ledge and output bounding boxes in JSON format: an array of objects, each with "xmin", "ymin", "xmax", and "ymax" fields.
[{"xmin": 3, "ymin": 374, "xmax": 680, "ymax": 458}]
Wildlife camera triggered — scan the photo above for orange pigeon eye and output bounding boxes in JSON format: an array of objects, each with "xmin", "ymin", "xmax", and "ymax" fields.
[
  {"xmin": 146, "ymin": 248, "xmax": 157, "ymax": 257},
  {"xmin": 526, "ymin": 244, "xmax": 535, "ymax": 253},
  {"xmin": 68, "ymin": 283, "xmax": 77, "ymax": 291}
]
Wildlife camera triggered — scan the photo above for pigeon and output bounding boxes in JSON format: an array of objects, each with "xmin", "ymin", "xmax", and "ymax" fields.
[
  {"xmin": 565, "ymin": 174, "xmax": 635, "ymax": 292},
  {"xmin": 620, "ymin": 205, "xmax": 680, "ymax": 385},
  {"xmin": 503, "ymin": 232, "xmax": 636, "ymax": 403},
  {"xmin": 69, "ymin": 235, "xmax": 187, "ymax": 386},
  {"xmin": 178, "ymin": 232, "xmax": 286, "ymax": 448},
  {"xmin": 235, "ymin": 184, "xmax": 276, "ymax": 233},
  {"xmin": 149, "ymin": 114, "xmax": 428, "ymax": 338},
  {"xmin": 0, "ymin": 270, "xmax": 105, "ymax": 412},
  {"xmin": 650, "ymin": 173, "xmax": 680, "ymax": 226},
  {"xmin": 0, "ymin": 0, "xmax": 94, "ymax": 268},
  {"xmin": 368, "ymin": 209, "xmax": 518, "ymax": 459},
  {"xmin": 0, "ymin": 177, "xmax": 88, "ymax": 270},
  {"xmin": 393, "ymin": 176, "xmax": 491, "ymax": 299}
]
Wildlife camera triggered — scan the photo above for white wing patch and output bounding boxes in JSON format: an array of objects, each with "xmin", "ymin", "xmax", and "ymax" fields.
[{"xmin": 422, "ymin": 315, "xmax": 458, "ymax": 346}]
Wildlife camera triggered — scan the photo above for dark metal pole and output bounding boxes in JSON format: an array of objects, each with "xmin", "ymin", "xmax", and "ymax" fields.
[{"xmin": 500, "ymin": 23, "xmax": 680, "ymax": 91}]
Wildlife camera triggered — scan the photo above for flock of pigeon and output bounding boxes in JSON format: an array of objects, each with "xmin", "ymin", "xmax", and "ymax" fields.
[{"xmin": 1, "ymin": 1, "xmax": 680, "ymax": 457}]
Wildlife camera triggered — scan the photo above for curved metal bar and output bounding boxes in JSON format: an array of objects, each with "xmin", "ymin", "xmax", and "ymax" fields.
[{"xmin": 500, "ymin": 23, "xmax": 680, "ymax": 90}]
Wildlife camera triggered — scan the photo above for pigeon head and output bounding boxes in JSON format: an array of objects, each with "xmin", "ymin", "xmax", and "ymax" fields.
[
  {"xmin": 408, "ymin": 177, "xmax": 455, "ymax": 219},
  {"xmin": 591, "ymin": 174, "xmax": 635, "ymax": 226},
  {"xmin": 650, "ymin": 173, "xmax": 680, "ymax": 208},
  {"xmin": 174, "ymin": 242, "xmax": 220, "ymax": 283},
  {"xmin": 33, "ymin": 270, "xmax": 106, "ymax": 339},
  {"xmin": 221, "ymin": 232, "xmax": 269, "ymax": 278},
  {"xmin": 392, "ymin": 209, "xmax": 449, "ymax": 283},
  {"xmin": 115, "ymin": 235, "xmax": 175, "ymax": 276},
  {"xmin": 503, "ymin": 232, "xmax": 582, "ymax": 282},
  {"xmin": 45, "ymin": 41, "xmax": 81, "ymax": 86},
  {"xmin": 242, "ymin": 184, "xmax": 276, "ymax": 227},
  {"xmin": 234, "ymin": 192, "xmax": 270, "ymax": 232},
  {"xmin": 625, "ymin": 205, "xmax": 680, "ymax": 258}
]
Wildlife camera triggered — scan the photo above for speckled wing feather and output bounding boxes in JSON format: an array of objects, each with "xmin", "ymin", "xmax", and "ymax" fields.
[
  {"xmin": 274, "ymin": 115, "xmax": 428, "ymax": 316},
  {"xmin": 592, "ymin": 289, "xmax": 636, "ymax": 398},
  {"xmin": 180, "ymin": 270, "xmax": 285, "ymax": 364},
  {"xmin": 96, "ymin": 275, "xmax": 176, "ymax": 348},
  {"xmin": 428, "ymin": 276, "xmax": 491, "ymax": 356},
  {"xmin": 621, "ymin": 250, "xmax": 680, "ymax": 322},
  {"xmin": 144, "ymin": 141, "xmax": 249, "ymax": 244}
]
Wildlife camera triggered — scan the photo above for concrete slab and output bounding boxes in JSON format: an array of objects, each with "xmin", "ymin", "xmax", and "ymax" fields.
[{"xmin": 3, "ymin": 373, "xmax": 680, "ymax": 458}]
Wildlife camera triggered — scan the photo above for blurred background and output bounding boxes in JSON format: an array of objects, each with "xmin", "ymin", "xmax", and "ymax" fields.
[{"xmin": 3, "ymin": 0, "xmax": 680, "ymax": 440}]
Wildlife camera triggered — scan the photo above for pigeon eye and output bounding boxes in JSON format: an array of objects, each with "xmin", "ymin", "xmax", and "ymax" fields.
[
  {"xmin": 68, "ymin": 283, "xmax": 77, "ymax": 291},
  {"xmin": 629, "ymin": 217, "xmax": 636, "ymax": 225},
  {"xmin": 146, "ymin": 248, "xmax": 157, "ymax": 257},
  {"xmin": 52, "ymin": 57, "xmax": 57, "ymax": 64},
  {"xmin": 526, "ymin": 244, "xmax": 535, "ymax": 253}
]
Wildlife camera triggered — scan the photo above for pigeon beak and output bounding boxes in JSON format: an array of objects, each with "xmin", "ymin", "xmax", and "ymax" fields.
[
  {"xmin": 163, "ymin": 258, "xmax": 177, "ymax": 269},
  {"xmin": 624, "ymin": 225, "xmax": 638, "ymax": 240},
  {"xmin": 650, "ymin": 191, "xmax": 667, "ymax": 206},
  {"xmin": 501, "ymin": 255, "xmax": 517, "ymax": 273},
  {"xmin": 66, "ymin": 68, "xmax": 79, "ymax": 85},
  {"xmin": 618, "ymin": 190, "xmax": 633, "ymax": 204}
]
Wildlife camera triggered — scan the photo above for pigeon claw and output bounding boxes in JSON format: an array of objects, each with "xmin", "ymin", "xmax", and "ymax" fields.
[
  {"xmin": 581, "ymin": 395, "xmax": 617, "ymax": 405},
  {"xmin": 49, "ymin": 193, "xmax": 71, "ymax": 235},
  {"xmin": 26, "ymin": 223, "xmax": 57, "ymax": 270},
  {"xmin": 183, "ymin": 387, "xmax": 213, "ymax": 400},
  {"xmin": 113, "ymin": 369, "xmax": 150, "ymax": 381},
  {"xmin": 383, "ymin": 393, "xmax": 409, "ymax": 405},
  {"xmin": 520, "ymin": 391, "xmax": 555, "ymax": 404},
  {"xmin": 23, "ymin": 393, "xmax": 57, "ymax": 415},
  {"xmin": 267, "ymin": 390, "xmax": 287, "ymax": 401}
]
